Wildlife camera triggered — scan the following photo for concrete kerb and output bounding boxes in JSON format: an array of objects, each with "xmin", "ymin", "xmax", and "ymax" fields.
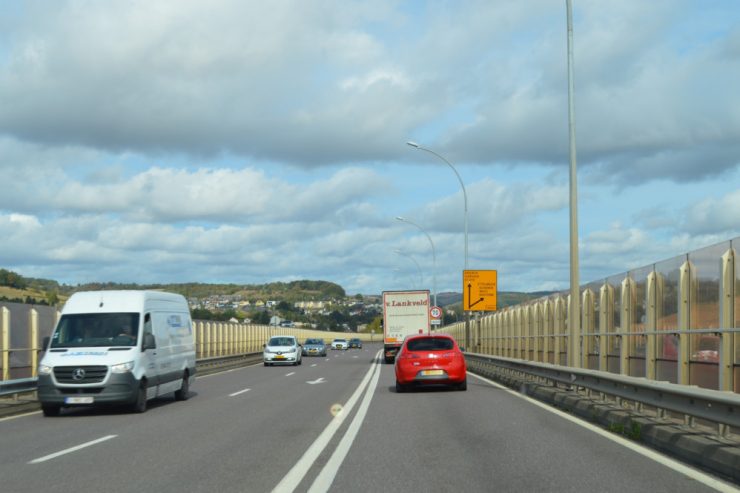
[{"xmin": 468, "ymin": 360, "xmax": 740, "ymax": 484}]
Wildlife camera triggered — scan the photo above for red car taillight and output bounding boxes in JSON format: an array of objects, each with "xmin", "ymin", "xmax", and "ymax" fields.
[{"xmin": 398, "ymin": 352, "xmax": 421, "ymax": 360}]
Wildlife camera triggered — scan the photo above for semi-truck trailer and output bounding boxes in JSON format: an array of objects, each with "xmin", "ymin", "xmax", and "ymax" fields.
[{"xmin": 382, "ymin": 290, "xmax": 430, "ymax": 363}]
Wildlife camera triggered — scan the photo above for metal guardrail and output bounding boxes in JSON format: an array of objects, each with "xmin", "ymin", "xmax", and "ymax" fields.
[
  {"xmin": 465, "ymin": 352, "xmax": 740, "ymax": 433},
  {"xmin": 0, "ymin": 377, "xmax": 38, "ymax": 397}
]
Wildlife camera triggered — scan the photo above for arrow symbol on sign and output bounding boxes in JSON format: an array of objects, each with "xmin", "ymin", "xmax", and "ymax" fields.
[
  {"xmin": 307, "ymin": 377, "xmax": 325, "ymax": 385},
  {"xmin": 467, "ymin": 283, "xmax": 485, "ymax": 309}
]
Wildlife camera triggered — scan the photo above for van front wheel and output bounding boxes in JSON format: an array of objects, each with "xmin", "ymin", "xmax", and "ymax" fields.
[
  {"xmin": 174, "ymin": 372, "xmax": 190, "ymax": 401},
  {"xmin": 131, "ymin": 382, "xmax": 147, "ymax": 413},
  {"xmin": 41, "ymin": 404, "xmax": 61, "ymax": 417}
]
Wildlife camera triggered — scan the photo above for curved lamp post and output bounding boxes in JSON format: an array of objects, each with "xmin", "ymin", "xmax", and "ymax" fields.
[
  {"xmin": 394, "ymin": 249, "xmax": 423, "ymax": 289},
  {"xmin": 396, "ymin": 216, "xmax": 436, "ymax": 308},
  {"xmin": 406, "ymin": 141, "xmax": 468, "ymax": 270},
  {"xmin": 407, "ymin": 140, "xmax": 470, "ymax": 346}
]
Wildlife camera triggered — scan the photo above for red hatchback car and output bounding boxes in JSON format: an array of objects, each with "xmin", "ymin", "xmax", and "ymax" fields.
[{"xmin": 394, "ymin": 334, "xmax": 467, "ymax": 392}]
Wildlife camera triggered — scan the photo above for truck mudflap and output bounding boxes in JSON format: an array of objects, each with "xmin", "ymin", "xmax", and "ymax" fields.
[{"xmin": 384, "ymin": 345, "xmax": 400, "ymax": 364}]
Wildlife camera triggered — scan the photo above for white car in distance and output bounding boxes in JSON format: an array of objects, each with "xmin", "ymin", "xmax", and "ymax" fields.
[
  {"xmin": 331, "ymin": 338, "xmax": 349, "ymax": 350},
  {"xmin": 263, "ymin": 335, "xmax": 302, "ymax": 366}
]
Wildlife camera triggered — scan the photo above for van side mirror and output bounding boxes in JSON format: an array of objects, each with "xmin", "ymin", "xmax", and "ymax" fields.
[
  {"xmin": 143, "ymin": 333, "xmax": 156, "ymax": 350},
  {"xmin": 42, "ymin": 336, "xmax": 50, "ymax": 351}
]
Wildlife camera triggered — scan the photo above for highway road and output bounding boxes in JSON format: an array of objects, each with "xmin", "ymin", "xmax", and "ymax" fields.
[{"xmin": 1, "ymin": 343, "xmax": 736, "ymax": 493}]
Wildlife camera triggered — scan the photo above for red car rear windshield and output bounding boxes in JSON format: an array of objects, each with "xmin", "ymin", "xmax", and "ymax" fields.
[{"xmin": 407, "ymin": 338, "xmax": 454, "ymax": 351}]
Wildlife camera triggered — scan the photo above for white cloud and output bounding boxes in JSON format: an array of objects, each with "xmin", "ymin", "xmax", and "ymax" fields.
[
  {"xmin": 684, "ymin": 189, "xmax": 740, "ymax": 235},
  {"xmin": 0, "ymin": 1, "xmax": 738, "ymax": 294},
  {"xmin": 340, "ymin": 68, "xmax": 411, "ymax": 92},
  {"xmin": 8, "ymin": 213, "xmax": 40, "ymax": 228}
]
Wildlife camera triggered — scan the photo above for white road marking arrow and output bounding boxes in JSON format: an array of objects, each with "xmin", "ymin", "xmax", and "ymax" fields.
[{"xmin": 307, "ymin": 377, "xmax": 325, "ymax": 385}]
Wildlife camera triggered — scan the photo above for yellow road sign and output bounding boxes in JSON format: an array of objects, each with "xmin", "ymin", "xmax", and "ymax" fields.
[{"xmin": 463, "ymin": 270, "xmax": 497, "ymax": 311}]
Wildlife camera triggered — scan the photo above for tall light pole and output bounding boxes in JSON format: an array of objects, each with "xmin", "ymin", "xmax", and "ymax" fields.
[
  {"xmin": 396, "ymin": 216, "xmax": 436, "ymax": 307},
  {"xmin": 394, "ymin": 250, "xmax": 424, "ymax": 289},
  {"xmin": 406, "ymin": 141, "xmax": 471, "ymax": 348},
  {"xmin": 406, "ymin": 142, "xmax": 468, "ymax": 270},
  {"xmin": 566, "ymin": 0, "xmax": 581, "ymax": 368}
]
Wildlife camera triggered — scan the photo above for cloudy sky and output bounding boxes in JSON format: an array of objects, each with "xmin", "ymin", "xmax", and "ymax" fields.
[{"xmin": 1, "ymin": 0, "xmax": 739, "ymax": 296}]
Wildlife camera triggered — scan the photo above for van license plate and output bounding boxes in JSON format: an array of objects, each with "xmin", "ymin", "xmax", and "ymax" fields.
[{"xmin": 65, "ymin": 396, "xmax": 94, "ymax": 404}]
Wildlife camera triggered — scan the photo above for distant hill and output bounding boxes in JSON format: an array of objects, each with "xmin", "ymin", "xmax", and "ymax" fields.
[
  {"xmin": 58, "ymin": 280, "xmax": 347, "ymax": 302},
  {"xmin": 1, "ymin": 267, "xmax": 554, "ymax": 309},
  {"xmin": 0, "ymin": 269, "xmax": 347, "ymax": 304}
]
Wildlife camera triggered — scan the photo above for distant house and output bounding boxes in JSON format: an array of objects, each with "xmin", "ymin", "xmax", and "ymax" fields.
[{"xmin": 295, "ymin": 301, "xmax": 326, "ymax": 311}]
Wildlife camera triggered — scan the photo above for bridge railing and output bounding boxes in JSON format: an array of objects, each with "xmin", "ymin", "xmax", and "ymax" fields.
[
  {"xmin": 191, "ymin": 321, "xmax": 377, "ymax": 360},
  {"xmin": 465, "ymin": 352, "xmax": 740, "ymax": 438},
  {"xmin": 0, "ymin": 301, "xmax": 377, "ymax": 384},
  {"xmin": 438, "ymin": 236, "xmax": 740, "ymax": 394}
]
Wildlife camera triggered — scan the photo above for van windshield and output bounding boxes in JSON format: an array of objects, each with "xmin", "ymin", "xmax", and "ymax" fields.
[{"xmin": 51, "ymin": 313, "xmax": 141, "ymax": 348}]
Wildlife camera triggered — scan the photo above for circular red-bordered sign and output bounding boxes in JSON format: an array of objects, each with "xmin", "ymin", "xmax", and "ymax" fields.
[{"xmin": 430, "ymin": 306, "xmax": 442, "ymax": 320}]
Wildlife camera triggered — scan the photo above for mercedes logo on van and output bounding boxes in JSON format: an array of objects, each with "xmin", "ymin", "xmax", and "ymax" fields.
[{"xmin": 72, "ymin": 368, "xmax": 86, "ymax": 381}]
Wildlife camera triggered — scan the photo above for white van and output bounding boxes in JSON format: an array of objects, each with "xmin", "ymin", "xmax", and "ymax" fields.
[{"xmin": 38, "ymin": 290, "xmax": 196, "ymax": 416}]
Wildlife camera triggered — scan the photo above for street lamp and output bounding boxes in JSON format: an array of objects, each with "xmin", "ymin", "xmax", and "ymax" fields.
[
  {"xmin": 407, "ymin": 140, "xmax": 470, "ymax": 348},
  {"xmin": 396, "ymin": 216, "xmax": 436, "ymax": 308},
  {"xmin": 406, "ymin": 141, "xmax": 468, "ymax": 270},
  {"xmin": 394, "ymin": 249, "xmax": 424, "ymax": 289}
]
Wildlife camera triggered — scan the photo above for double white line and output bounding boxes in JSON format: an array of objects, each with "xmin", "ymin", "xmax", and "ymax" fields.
[{"xmin": 272, "ymin": 350, "xmax": 382, "ymax": 493}]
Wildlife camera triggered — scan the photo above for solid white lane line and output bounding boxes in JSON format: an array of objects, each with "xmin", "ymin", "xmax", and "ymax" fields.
[
  {"xmin": 29, "ymin": 435, "xmax": 117, "ymax": 464},
  {"xmin": 308, "ymin": 358, "xmax": 381, "ymax": 493},
  {"xmin": 286, "ymin": 372, "xmax": 295, "ymax": 377},
  {"xmin": 229, "ymin": 388, "xmax": 251, "ymax": 397},
  {"xmin": 470, "ymin": 373, "xmax": 738, "ymax": 493},
  {"xmin": 0, "ymin": 410, "xmax": 41, "ymax": 422},
  {"xmin": 271, "ymin": 350, "xmax": 382, "ymax": 493}
]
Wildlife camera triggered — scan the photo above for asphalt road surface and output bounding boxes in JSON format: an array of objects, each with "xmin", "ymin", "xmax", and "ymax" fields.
[{"xmin": 1, "ymin": 343, "xmax": 735, "ymax": 493}]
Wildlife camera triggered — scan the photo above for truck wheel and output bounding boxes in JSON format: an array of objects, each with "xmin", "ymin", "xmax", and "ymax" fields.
[
  {"xmin": 384, "ymin": 356, "xmax": 394, "ymax": 364},
  {"xmin": 41, "ymin": 405, "xmax": 61, "ymax": 417},
  {"xmin": 174, "ymin": 372, "xmax": 190, "ymax": 401},
  {"xmin": 131, "ymin": 382, "xmax": 148, "ymax": 413}
]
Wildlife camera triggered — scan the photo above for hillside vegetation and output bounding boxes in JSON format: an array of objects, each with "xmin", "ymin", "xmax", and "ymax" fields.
[{"xmin": 1, "ymin": 268, "xmax": 552, "ymax": 309}]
